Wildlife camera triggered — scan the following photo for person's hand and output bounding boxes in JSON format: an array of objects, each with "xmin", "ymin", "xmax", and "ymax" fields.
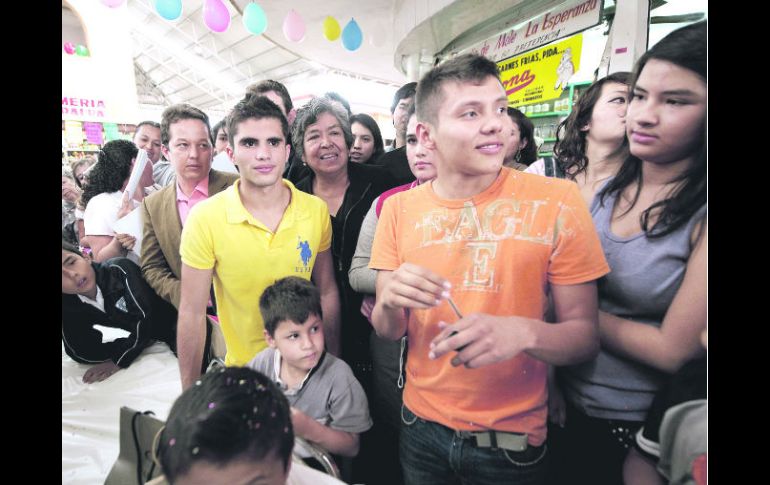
[
  {"xmin": 290, "ymin": 407, "xmax": 315, "ymax": 440},
  {"xmin": 117, "ymin": 190, "xmax": 134, "ymax": 219},
  {"xmin": 379, "ymin": 263, "xmax": 450, "ymax": 311},
  {"xmin": 548, "ymin": 378, "xmax": 567, "ymax": 427},
  {"xmin": 83, "ymin": 361, "xmax": 121, "ymax": 383},
  {"xmin": 360, "ymin": 295, "xmax": 376, "ymax": 320},
  {"xmin": 428, "ymin": 313, "xmax": 536, "ymax": 368},
  {"xmin": 115, "ymin": 233, "xmax": 136, "ymax": 252},
  {"xmin": 144, "ymin": 183, "xmax": 161, "ymax": 196}
]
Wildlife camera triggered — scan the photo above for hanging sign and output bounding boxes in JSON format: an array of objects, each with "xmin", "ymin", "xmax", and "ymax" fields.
[
  {"xmin": 498, "ymin": 34, "xmax": 583, "ymax": 107},
  {"xmin": 103, "ymin": 122, "xmax": 121, "ymax": 142},
  {"xmin": 455, "ymin": 0, "xmax": 602, "ymax": 61},
  {"xmin": 64, "ymin": 120, "xmax": 84, "ymax": 147},
  {"xmin": 83, "ymin": 122, "xmax": 104, "ymax": 145}
]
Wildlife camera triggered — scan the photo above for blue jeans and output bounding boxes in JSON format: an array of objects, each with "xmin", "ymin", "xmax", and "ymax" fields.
[{"xmin": 399, "ymin": 404, "xmax": 547, "ymax": 485}]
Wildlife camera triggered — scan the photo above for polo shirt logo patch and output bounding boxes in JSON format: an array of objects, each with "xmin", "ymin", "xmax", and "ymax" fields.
[
  {"xmin": 114, "ymin": 296, "xmax": 128, "ymax": 313},
  {"xmin": 296, "ymin": 238, "xmax": 312, "ymax": 272}
]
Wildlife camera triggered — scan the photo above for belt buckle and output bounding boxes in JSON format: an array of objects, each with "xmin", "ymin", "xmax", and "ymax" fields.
[{"xmin": 474, "ymin": 431, "xmax": 528, "ymax": 452}]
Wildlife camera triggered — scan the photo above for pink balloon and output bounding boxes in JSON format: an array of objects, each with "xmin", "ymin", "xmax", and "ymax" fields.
[
  {"xmin": 203, "ymin": 0, "xmax": 231, "ymax": 33},
  {"xmin": 63, "ymin": 42, "xmax": 76, "ymax": 55},
  {"xmin": 283, "ymin": 9, "xmax": 306, "ymax": 43},
  {"xmin": 101, "ymin": 0, "xmax": 125, "ymax": 7}
]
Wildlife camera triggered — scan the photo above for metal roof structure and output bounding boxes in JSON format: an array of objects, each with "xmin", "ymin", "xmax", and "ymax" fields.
[{"xmin": 124, "ymin": 0, "xmax": 406, "ymax": 114}]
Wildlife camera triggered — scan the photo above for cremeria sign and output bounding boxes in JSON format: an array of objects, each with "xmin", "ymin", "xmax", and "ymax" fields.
[
  {"xmin": 62, "ymin": 97, "xmax": 107, "ymax": 119},
  {"xmin": 458, "ymin": 0, "xmax": 603, "ymax": 61}
]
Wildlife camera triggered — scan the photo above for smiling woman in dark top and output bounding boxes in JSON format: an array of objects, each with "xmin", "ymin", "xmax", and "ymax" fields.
[{"xmin": 292, "ymin": 98, "xmax": 396, "ymax": 390}]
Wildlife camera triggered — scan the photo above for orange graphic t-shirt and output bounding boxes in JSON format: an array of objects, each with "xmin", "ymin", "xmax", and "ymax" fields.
[{"xmin": 369, "ymin": 168, "xmax": 610, "ymax": 445}]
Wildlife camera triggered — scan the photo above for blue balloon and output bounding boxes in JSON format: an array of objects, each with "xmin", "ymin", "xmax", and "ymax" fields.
[
  {"xmin": 243, "ymin": 2, "xmax": 267, "ymax": 35},
  {"xmin": 155, "ymin": 0, "xmax": 182, "ymax": 21},
  {"xmin": 341, "ymin": 18, "xmax": 363, "ymax": 51}
]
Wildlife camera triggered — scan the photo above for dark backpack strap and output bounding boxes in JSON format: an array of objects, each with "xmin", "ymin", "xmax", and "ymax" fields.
[
  {"xmin": 544, "ymin": 157, "xmax": 555, "ymax": 177},
  {"xmin": 132, "ymin": 410, "xmax": 157, "ymax": 484},
  {"xmin": 543, "ymin": 157, "xmax": 566, "ymax": 179},
  {"xmin": 553, "ymin": 158, "xmax": 566, "ymax": 179}
]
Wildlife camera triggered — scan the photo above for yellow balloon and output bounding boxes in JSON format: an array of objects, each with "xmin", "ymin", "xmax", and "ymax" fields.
[{"xmin": 323, "ymin": 16, "xmax": 341, "ymax": 41}]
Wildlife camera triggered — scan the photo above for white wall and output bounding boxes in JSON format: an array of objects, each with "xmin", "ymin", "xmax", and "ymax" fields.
[{"xmin": 62, "ymin": 0, "xmax": 139, "ymax": 124}]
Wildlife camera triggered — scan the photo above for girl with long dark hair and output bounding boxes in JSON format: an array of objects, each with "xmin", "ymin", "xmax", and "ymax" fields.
[{"xmin": 550, "ymin": 21, "xmax": 707, "ymax": 485}]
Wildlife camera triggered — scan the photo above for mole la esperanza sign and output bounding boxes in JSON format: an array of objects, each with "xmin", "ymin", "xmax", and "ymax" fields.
[{"xmin": 455, "ymin": 0, "xmax": 602, "ymax": 62}]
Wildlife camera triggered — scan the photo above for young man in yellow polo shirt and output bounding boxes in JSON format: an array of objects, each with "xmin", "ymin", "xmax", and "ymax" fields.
[{"xmin": 177, "ymin": 95, "xmax": 341, "ymax": 390}]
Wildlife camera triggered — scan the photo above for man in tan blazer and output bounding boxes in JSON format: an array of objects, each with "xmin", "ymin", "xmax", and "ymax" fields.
[{"xmin": 141, "ymin": 104, "xmax": 238, "ymax": 367}]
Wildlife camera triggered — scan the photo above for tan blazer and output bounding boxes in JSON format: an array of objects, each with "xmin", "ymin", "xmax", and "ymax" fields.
[{"xmin": 141, "ymin": 169, "xmax": 238, "ymax": 309}]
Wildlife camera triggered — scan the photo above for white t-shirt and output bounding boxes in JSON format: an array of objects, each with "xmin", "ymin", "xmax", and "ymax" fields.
[
  {"xmin": 145, "ymin": 460, "xmax": 346, "ymax": 485},
  {"xmin": 288, "ymin": 460, "xmax": 346, "ymax": 485},
  {"xmin": 210, "ymin": 151, "xmax": 239, "ymax": 174},
  {"xmin": 83, "ymin": 190, "xmax": 140, "ymax": 264},
  {"xmin": 84, "ymin": 191, "xmax": 124, "ymax": 237},
  {"xmin": 523, "ymin": 158, "xmax": 547, "ymax": 176}
]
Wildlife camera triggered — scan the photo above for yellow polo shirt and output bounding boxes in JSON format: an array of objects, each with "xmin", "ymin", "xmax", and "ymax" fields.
[{"xmin": 180, "ymin": 179, "xmax": 331, "ymax": 366}]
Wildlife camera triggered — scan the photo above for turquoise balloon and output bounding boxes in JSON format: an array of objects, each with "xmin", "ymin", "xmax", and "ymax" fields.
[
  {"xmin": 155, "ymin": 0, "xmax": 182, "ymax": 21},
  {"xmin": 243, "ymin": 2, "xmax": 267, "ymax": 35},
  {"xmin": 342, "ymin": 18, "xmax": 363, "ymax": 51}
]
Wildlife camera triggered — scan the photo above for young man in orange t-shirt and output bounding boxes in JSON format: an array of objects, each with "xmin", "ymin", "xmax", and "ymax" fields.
[{"xmin": 369, "ymin": 54, "xmax": 610, "ymax": 485}]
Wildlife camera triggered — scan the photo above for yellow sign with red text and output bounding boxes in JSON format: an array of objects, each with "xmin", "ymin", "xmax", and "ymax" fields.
[{"xmin": 498, "ymin": 35, "xmax": 583, "ymax": 107}]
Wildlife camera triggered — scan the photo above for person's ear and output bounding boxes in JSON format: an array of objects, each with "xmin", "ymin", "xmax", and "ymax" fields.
[
  {"xmin": 264, "ymin": 329, "xmax": 277, "ymax": 348},
  {"xmin": 161, "ymin": 145, "xmax": 170, "ymax": 159},
  {"xmin": 417, "ymin": 122, "xmax": 436, "ymax": 150},
  {"xmin": 287, "ymin": 109, "xmax": 297, "ymax": 126},
  {"xmin": 520, "ymin": 137, "xmax": 528, "ymax": 149}
]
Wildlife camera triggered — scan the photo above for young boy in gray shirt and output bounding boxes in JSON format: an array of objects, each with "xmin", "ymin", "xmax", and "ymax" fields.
[{"xmin": 247, "ymin": 276, "xmax": 372, "ymax": 458}]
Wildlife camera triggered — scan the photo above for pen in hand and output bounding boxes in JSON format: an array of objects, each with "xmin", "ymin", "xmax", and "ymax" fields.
[{"xmin": 446, "ymin": 298, "xmax": 468, "ymax": 352}]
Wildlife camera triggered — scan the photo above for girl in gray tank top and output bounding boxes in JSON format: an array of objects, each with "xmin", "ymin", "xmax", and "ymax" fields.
[{"xmin": 547, "ymin": 21, "xmax": 707, "ymax": 485}]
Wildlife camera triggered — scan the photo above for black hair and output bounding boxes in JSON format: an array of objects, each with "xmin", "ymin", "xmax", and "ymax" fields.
[
  {"xmin": 62, "ymin": 238, "xmax": 83, "ymax": 257},
  {"xmin": 260, "ymin": 277, "xmax": 322, "ymax": 337},
  {"xmin": 226, "ymin": 94, "xmax": 290, "ymax": 148},
  {"xmin": 246, "ymin": 80, "xmax": 294, "ymax": 114},
  {"xmin": 81, "ymin": 139, "xmax": 137, "ymax": 208},
  {"xmin": 160, "ymin": 104, "xmax": 211, "ymax": 147},
  {"xmin": 506, "ymin": 107, "xmax": 538, "ymax": 165},
  {"xmin": 416, "ymin": 54, "xmax": 501, "ymax": 126},
  {"xmin": 324, "ymin": 92, "xmax": 352, "ymax": 117},
  {"xmin": 350, "ymin": 113, "xmax": 385, "ymax": 163},
  {"xmin": 391, "ymin": 82, "xmax": 417, "ymax": 114},
  {"xmin": 599, "ymin": 21, "xmax": 706, "ymax": 239},
  {"xmin": 211, "ymin": 120, "xmax": 226, "ymax": 146},
  {"xmin": 134, "ymin": 120, "xmax": 160, "ymax": 135},
  {"xmin": 158, "ymin": 367, "xmax": 294, "ymax": 482},
  {"xmin": 553, "ymin": 72, "xmax": 631, "ymax": 179}
]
